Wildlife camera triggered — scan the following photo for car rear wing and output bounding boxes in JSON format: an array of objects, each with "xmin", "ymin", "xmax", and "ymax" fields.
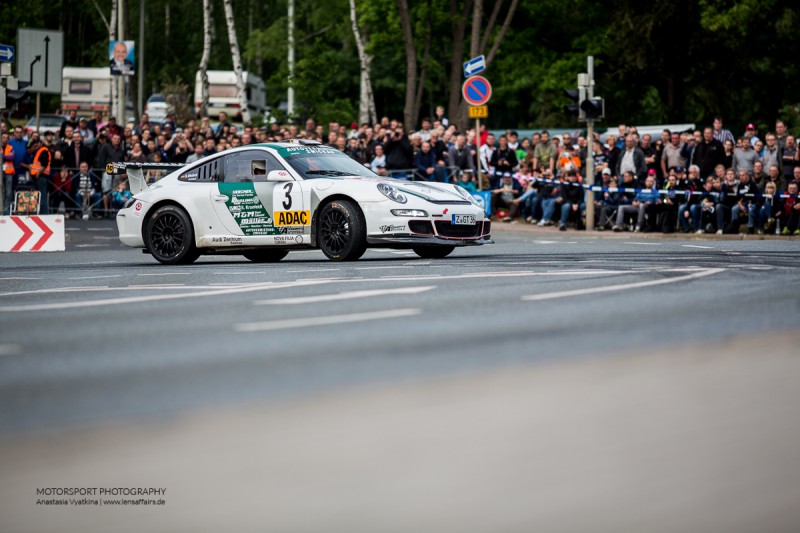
[{"xmin": 105, "ymin": 162, "xmax": 186, "ymax": 195}]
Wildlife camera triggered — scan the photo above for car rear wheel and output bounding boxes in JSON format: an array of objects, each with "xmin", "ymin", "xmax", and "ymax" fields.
[
  {"xmin": 413, "ymin": 246, "xmax": 455, "ymax": 259},
  {"xmin": 145, "ymin": 205, "xmax": 200, "ymax": 264},
  {"xmin": 243, "ymin": 249, "xmax": 289, "ymax": 262},
  {"xmin": 318, "ymin": 200, "xmax": 367, "ymax": 261}
]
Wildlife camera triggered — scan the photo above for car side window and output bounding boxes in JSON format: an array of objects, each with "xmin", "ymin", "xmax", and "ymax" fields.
[
  {"xmin": 179, "ymin": 158, "xmax": 223, "ymax": 182},
  {"xmin": 224, "ymin": 150, "xmax": 286, "ymax": 183}
]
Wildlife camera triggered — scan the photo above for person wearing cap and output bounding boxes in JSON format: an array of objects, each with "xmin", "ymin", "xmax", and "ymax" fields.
[{"xmin": 744, "ymin": 123, "xmax": 760, "ymax": 147}]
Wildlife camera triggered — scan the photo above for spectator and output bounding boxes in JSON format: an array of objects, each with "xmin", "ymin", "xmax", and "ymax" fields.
[
  {"xmin": 751, "ymin": 181, "xmax": 781, "ymax": 235},
  {"xmin": 657, "ymin": 171, "xmax": 683, "ymax": 233},
  {"xmin": 555, "ymin": 168, "xmax": 585, "ymax": 231},
  {"xmin": 722, "ymin": 139, "xmax": 735, "ymax": 169},
  {"xmin": 692, "ymin": 177, "xmax": 717, "ymax": 234},
  {"xmin": 596, "ymin": 172, "xmax": 622, "ymax": 230},
  {"xmin": 715, "ymin": 168, "xmax": 739, "ymax": 233},
  {"xmin": 60, "ymin": 110, "xmax": 79, "ymax": 139},
  {"xmin": 613, "ymin": 174, "xmax": 658, "ymax": 232},
  {"xmin": 71, "ymin": 161, "xmax": 102, "ymax": 219},
  {"xmin": 775, "ymin": 120, "xmax": 788, "ymax": 150},
  {"xmin": 694, "ymin": 127, "xmax": 725, "ymax": 179},
  {"xmin": 732, "ymin": 137, "xmax": 758, "ymax": 175},
  {"xmin": 726, "ymin": 170, "xmax": 758, "ymax": 234},
  {"xmin": 758, "ymin": 164, "xmax": 785, "ymax": 194},
  {"xmin": 455, "ymin": 168, "xmax": 478, "ymax": 194},
  {"xmin": 64, "ymin": 132, "xmax": 92, "ymax": 170},
  {"xmin": 24, "ymin": 138, "xmax": 52, "ymax": 214},
  {"xmin": 780, "ymin": 181, "xmax": 800, "ymax": 235},
  {"xmin": 414, "ymin": 140, "xmax": 443, "ymax": 182},
  {"xmin": 185, "ymin": 142, "xmax": 204, "ymax": 164},
  {"xmin": 370, "ymin": 144, "xmax": 388, "ymax": 176},
  {"xmin": 533, "ymin": 130, "xmax": 556, "ymax": 173},
  {"xmin": 87, "ymin": 110, "xmax": 103, "ymax": 137},
  {"xmin": 447, "ymin": 134, "xmax": 475, "ymax": 176},
  {"xmin": 661, "ymin": 131, "xmax": 686, "ymax": 175},
  {"xmin": 751, "ymin": 160, "xmax": 767, "ymax": 187},
  {"xmin": 556, "ymin": 142, "xmax": 581, "ymax": 177},
  {"xmin": 640, "ymin": 134, "xmax": 659, "ymax": 178},
  {"xmin": 127, "ymin": 142, "xmax": 147, "ymax": 163},
  {"xmin": 490, "ymin": 135, "xmax": 518, "ymax": 186},
  {"xmin": 76, "ymin": 118, "xmax": 95, "ymax": 142},
  {"xmin": 744, "ymin": 123, "xmax": 760, "ymax": 147},
  {"xmin": 479, "ymin": 133, "xmax": 496, "ymax": 178},
  {"xmin": 50, "ymin": 165, "xmax": 74, "ymax": 215},
  {"xmin": 434, "ymin": 105, "xmax": 448, "ymax": 127},
  {"xmin": 678, "ymin": 166, "xmax": 703, "ymax": 232},
  {"xmin": 383, "ymin": 127, "xmax": 413, "ymax": 177},
  {"xmin": 536, "ymin": 170, "xmax": 561, "ymax": 226},
  {"xmin": 761, "ymin": 133, "xmax": 781, "ymax": 175},
  {"xmin": 416, "ymin": 117, "xmax": 433, "ymax": 142},
  {"xmin": 111, "ymin": 180, "xmax": 132, "ymax": 210},
  {"xmin": 605, "ymin": 134, "xmax": 621, "ymax": 177},
  {"xmin": 492, "ymin": 174, "xmax": 523, "ymax": 222},
  {"xmin": 780, "ymin": 135, "xmax": 797, "ymax": 182},
  {"xmin": 616, "ymin": 134, "xmax": 647, "ymax": 186},
  {"xmin": 712, "ymin": 116, "xmax": 735, "ymax": 145}
]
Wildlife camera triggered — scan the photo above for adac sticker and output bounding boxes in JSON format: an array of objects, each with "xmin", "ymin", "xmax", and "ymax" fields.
[{"xmin": 274, "ymin": 210, "xmax": 310, "ymax": 227}]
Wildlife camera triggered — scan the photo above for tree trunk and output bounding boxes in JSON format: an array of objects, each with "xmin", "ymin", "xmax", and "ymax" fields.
[
  {"xmin": 223, "ymin": 0, "xmax": 252, "ymax": 124},
  {"xmin": 198, "ymin": 0, "xmax": 212, "ymax": 118},
  {"xmin": 412, "ymin": 0, "xmax": 433, "ymax": 125},
  {"xmin": 396, "ymin": 0, "xmax": 417, "ymax": 130},
  {"xmin": 349, "ymin": 0, "xmax": 377, "ymax": 125},
  {"xmin": 447, "ymin": 0, "xmax": 472, "ymax": 128}
]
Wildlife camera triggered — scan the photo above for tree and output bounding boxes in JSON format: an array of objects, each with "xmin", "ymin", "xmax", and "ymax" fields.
[
  {"xmin": 348, "ymin": 0, "xmax": 377, "ymax": 125},
  {"xmin": 198, "ymin": 0, "xmax": 212, "ymax": 117},
  {"xmin": 223, "ymin": 0, "xmax": 251, "ymax": 124},
  {"xmin": 395, "ymin": 0, "xmax": 433, "ymax": 129}
]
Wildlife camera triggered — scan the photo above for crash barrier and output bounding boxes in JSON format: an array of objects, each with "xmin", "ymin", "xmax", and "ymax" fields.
[
  {"xmin": 489, "ymin": 171, "xmax": 800, "ymax": 200},
  {"xmin": 0, "ymin": 215, "xmax": 66, "ymax": 252}
]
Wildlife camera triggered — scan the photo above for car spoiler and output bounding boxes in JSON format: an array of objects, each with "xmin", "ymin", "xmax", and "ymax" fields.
[{"xmin": 105, "ymin": 162, "xmax": 186, "ymax": 195}]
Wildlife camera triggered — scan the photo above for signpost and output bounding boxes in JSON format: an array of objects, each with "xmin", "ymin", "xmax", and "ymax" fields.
[
  {"xmin": 462, "ymin": 75, "xmax": 492, "ymax": 189},
  {"xmin": 0, "ymin": 44, "xmax": 15, "ymax": 63},
  {"xmin": 16, "ymin": 29, "xmax": 63, "ymax": 132},
  {"xmin": 463, "ymin": 54, "xmax": 486, "ymax": 78}
]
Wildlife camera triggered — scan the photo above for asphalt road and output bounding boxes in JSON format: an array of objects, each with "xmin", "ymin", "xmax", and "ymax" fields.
[{"xmin": 1, "ymin": 221, "xmax": 799, "ymax": 531}]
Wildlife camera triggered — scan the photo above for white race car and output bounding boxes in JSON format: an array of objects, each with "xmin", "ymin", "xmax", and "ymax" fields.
[{"xmin": 112, "ymin": 140, "xmax": 492, "ymax": 264}]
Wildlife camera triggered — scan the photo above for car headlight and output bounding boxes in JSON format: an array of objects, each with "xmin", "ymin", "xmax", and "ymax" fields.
[
  {"xmin": 455, "ymin": 185, "xmax": 481, "ymax": 207},
  {"xmin": 377, "ymin": 183, "xmax": 407, "ymax": 203},
  {"xmin": 391, "ymin": 209, "xmax": 428, "ymax": 217}
]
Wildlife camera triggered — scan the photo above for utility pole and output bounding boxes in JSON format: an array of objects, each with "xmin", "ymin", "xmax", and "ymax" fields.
[
  {"xmin": 585, "ymin": 56, "xmax": 595, "ymax": 232},
  {"xmin": 117, "ymin": 0, "xmax": 126, "ymax": 122},
  {"xmin": 287, "ymin": 0, "xmax": 295, "ymax": 118}
]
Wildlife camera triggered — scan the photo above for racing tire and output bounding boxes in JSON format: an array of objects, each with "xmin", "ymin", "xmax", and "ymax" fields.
[
  {"xmin": 145, "ymin": 205, "xmax": 200, "ymax": 265},
  {"xmin": 413, "ymin": 246, "xmax": 455, "ymax": 259},
  {"xmin": 317, "ymin": 200, "xmax": 367, "ymax": 261},
  {"xmin": 243, "ymin": 249, "xmax": 289, "ymax": 262}
]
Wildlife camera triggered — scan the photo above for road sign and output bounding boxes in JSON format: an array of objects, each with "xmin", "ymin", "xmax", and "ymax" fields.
[
  {"xmin": 0, "ymin": 215, "xmax": 65, "ymax": 252},
  {"xmin": 16, "ymin": 28, "xmax": 63, "ymax": 94},
  {"xmin": 463, "ymin": 55, "xmax": 486, "ymax": 77},
  {"xmin": 462, "ymin": 75, "xmax": 492, "ymax": 106},
  {"xmin": 469, "ymin": 105, "xmax": 488, "ymax": 119},
  {"xmin": 0, "ymin": 44, "xmax": 15, "ymax": 63}
]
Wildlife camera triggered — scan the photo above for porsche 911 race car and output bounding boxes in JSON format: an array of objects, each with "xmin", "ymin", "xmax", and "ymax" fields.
[{"xmin": 111, "ymin": 140, "xmax": 492, "ymax": 264}]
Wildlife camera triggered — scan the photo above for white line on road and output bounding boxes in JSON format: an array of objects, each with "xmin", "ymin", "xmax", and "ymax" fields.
[
  {"xmin": 521, "ymin": 268, "xmax": 724, "ymax": 302},
  {"xmin": 355, "ymin": 266, "xmax": 415, "ymax": 270},
  {"xmin": 254, "ymin": 286, "xmax": 436, "ymax": 306},
  {"xmin": 212, "ymin": 271, "xmax": 266, "ymax": 275},
  {"xmin": 286, "ymin": 269, "xmax": 341, "ymax": 273},
  {"xmin": 68, "ymin": 275, "xmax": 123, "ymax": 280},
  {"xmin": 623, "ymin": 241, "xmax": 661, "ymax": 246},
  {"xmin": 682, "ymin": 244, "xmax": 715, "ymax": 249},
  {"xmin": 137, "ymin": 272, "xmax": 192, "ymax": 276},
  {"xmin": 0, "ymin": 277, "xmax": 41, "ymax": 281},
  {"xmin": 235, "ymin": 308, "xmax": 422, "ymax": 333}
]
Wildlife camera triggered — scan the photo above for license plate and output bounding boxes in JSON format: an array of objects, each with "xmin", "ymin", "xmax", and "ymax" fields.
[{"xmin": 452, "ymin": 214, "xmax": 475, "ymax": 225}]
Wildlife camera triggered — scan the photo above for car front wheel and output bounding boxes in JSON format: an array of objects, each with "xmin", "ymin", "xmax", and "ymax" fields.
[
  {"xmin": 145, "ymin": 205, "xmax": 200, "ymax": 264},
  {"xmin": 317, "ymin": 200, "xmax": 367, "ymax": 261}
]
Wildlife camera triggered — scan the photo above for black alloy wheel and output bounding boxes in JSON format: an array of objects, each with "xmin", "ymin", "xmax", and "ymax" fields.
[
  {"xmin": 317, "ymin": 200, "xmax": 367, "ymax": 261},
  {"xmin": 146, "ymin": 205, "xmax": 200, "ymax": 264}
]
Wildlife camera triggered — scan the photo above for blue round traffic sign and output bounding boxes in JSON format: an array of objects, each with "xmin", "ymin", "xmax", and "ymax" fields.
[{"xmin": 462, "ymin": 75, "xmax": 492, "ymax": 106}]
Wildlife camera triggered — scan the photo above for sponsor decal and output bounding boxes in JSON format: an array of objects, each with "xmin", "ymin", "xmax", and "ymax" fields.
[
  {"xmin": 278, "ymin": 226, "xmax": 304, "ymax": 235},
  {"xmin": 295, "ymin": 235, "xmax": 304, "ymax": 244},
  {"xmin": 275, "ymin": 210, "xmax": 310, "ymax": 227},
  {"xmin": 219, "ymin": 183, "xmax": 276, "ymax": 236},
  {"xmin": 278, "ymin": 145, "xmax": 339, "ymax": 156},
  {"xmin": 132, "ymin": 202, "xmax": 143, "ymax": 217},
  {"xmin": 211, "ymin": 236, "xmax": 243, "ymax": 245},
  {"xmin": 380, "ymin": 224, "xmax": 406, "ymax": 233}
]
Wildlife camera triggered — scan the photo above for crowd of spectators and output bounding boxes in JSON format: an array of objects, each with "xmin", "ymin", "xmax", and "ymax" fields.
[{"xmin": 1, "ymin": 108, "xmax": 798, "ymax": 234}]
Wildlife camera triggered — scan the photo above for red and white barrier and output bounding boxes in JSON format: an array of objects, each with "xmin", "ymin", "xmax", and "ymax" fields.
[{"xmin": 0, "ymin": 216, "xmax": 66, "ymax": 252}]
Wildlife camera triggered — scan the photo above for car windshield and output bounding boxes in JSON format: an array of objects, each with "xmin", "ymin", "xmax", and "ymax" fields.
[
  {"xmin": 282, "ymin": 147, "xmax": 378, "ymax": 180},
  {"xmin": 149, "ymin": 94, "xmax": 165, "ymax": 103}
]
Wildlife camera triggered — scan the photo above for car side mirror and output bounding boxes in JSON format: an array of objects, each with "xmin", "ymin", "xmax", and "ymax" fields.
[{"xmin": 266, "ymin": 170, "xmax": 293, "ymax": 182}]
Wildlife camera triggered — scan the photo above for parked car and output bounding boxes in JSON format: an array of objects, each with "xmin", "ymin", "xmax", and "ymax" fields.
[
  {"xmin": 23, "ymin": 114, "xmax": 67, "ymax": 138},
  {"xmin": 144, "ymin": 93, "xmax": 169, "ymax": 122}
]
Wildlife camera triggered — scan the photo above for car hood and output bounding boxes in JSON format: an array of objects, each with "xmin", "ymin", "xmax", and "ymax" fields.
[{"xmin": 327, "ymin": 176, "xmax": 468, "ymax": 203}]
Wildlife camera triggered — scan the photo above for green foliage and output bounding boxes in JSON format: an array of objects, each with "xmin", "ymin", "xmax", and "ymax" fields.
[{"xmin": 2, "ymin": 0, "xmax": 798, "ymax": 134}]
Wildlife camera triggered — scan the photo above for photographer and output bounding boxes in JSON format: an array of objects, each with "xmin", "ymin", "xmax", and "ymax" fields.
[
  {"xmin": 489, "ymin": 135, "xmax": 518, "ymax": 189},
  {"xmin": 164, "ymin": 129, "xmax": 193, "ymax": 164},
  {"xmin": 383, "ymin": 127, "xmax": 413, "ymax": 178}
]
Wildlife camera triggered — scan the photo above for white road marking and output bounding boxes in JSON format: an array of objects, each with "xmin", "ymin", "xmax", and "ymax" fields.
[
  {"xmin": 212, "ymin": 271, "xmax": 266, "ymax": 275},
  {"xmin": 355, "ymin": 266, "xmax": 415, "ymax": 270},
  {"xmin": 623, "ymin": 241, "xmax": 661, "ymax": 245},
  {"xmin": 0, "ymin": 277, "xmax": 41, "ymax": 281},
  {"xmin": 68, "ymin": 275, "xmax": 122, "ymax": 280},
  {"xmin": 137, "ymin": 272, "xmax": 192, "ymax": 276},
  {"xmin": 75, "ymin": 244, "xmax": 109, "ymax": 248},
  {"xmin": 254, "ymin": 286, "xmax": 436, "ymax": 305},
  {"xmin": 682, "ymin": 244, "xmax": 715, "ymax": 249},
  {"xmin": 521, "ymin": 268, "xmax": 724, "ymax": 302},
  {"xmin": 286, "ymin": 269, "xmax": 341, "ymax": 273},
  {"xmin": 235, "ymin": 308, "xmax": 422, "ymax": 332}
]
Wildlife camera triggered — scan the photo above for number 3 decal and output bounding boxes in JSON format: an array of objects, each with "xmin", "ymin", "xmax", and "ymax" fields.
[{"xmin": 282, "ymin": 182, "xmax": 293, "ymax": 210}]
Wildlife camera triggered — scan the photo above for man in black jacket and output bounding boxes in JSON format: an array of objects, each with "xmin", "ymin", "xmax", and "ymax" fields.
[
  {"xmin": 555, "ymin": 168, "xmax": 585, "ymax": 230},
  {"xmin": 615, "ymin": 134, "xmax": 647, "ymax": 186},
  {"xmin": 383, "ymin": 127, "xmax": 413, "ymax": 178},
  {"xmin": 693, "ymin": 127, "xmax": 724, "ymax": 179}
]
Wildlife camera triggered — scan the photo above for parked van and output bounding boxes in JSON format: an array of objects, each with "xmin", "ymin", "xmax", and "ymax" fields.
[
  {"xmin": 194, "ymin": 70, "xmax": 266, "ymax": 120},
  {"xmin": 61, "ymin": 67, "xmax": 133, "ymax": 118}
]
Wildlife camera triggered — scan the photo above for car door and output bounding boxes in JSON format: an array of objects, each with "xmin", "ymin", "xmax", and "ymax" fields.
[{"xmin": 210, "ymin": 149, "xmax": 306, "ymax": 239}]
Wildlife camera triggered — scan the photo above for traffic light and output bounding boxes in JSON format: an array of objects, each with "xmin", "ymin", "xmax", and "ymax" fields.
[
  {"xmin": 581, "ymin": 97, "xmax": 604, "ymax": 120},
  {"xmin": 0, "ymin": 80, "xmax": 30, "ymax": 110},
  {"xmin": 563, "ymin": 87, "xmax": 586, "ymax": 120}
]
